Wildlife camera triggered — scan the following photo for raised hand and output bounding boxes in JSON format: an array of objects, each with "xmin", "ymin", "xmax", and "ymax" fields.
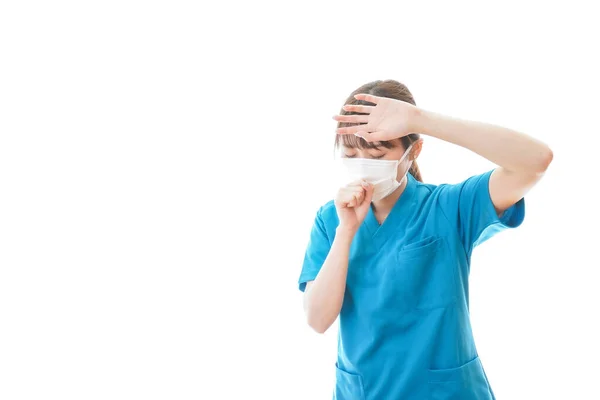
[{"xmin": 333, "ymin": 94, "xmax": 419, "ymax": 142}]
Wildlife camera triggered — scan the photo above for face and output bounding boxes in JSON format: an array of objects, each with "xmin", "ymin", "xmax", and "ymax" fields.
[{"xmin": 341, "ymin": 140, "xmax": 422, "ymax": 181}]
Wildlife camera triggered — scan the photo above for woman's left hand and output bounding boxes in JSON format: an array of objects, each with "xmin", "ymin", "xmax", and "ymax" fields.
[{"xmin": 333, "ymin": 94, "xmax": 419, "ymax": 142}]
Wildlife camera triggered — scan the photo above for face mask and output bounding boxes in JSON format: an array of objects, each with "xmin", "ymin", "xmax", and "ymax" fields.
[{"xmin": 341, "ymin": 144, "xmax": 413, "ymax": 202}]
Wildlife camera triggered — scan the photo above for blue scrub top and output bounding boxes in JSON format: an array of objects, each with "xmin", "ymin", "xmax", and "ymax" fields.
[{"xmin": 298, "ymin": 170, "xmax": 525, "ymax": 400}]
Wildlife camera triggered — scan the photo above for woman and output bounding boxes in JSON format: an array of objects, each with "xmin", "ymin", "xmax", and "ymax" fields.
[{"xmin": 298, "ymin": 80, "xmax": 552, "ymax": 399}]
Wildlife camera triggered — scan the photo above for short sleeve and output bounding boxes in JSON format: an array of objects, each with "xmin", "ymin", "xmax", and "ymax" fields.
[
  {"xmin": 298, "ymin": 207, "xmax": 332, "ymax": 292},
  {"xmin": 439, "ymin": 169, "xmax": 525, "ymax": 255}
]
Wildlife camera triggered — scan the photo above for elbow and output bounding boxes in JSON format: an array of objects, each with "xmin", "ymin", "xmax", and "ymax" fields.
[
  {"xmin": 306, "ymin": 311, "xmax": 331, "ymax": 334},
  {"xmin": 310, "ymin": 324, "xmax": 328, "ymax": 334},
  {"xmin": 540, "ymin": 145, "xmax": 554, "ymax": 172},
  {"xmin": 532, "ymin": 144, "xmax": 554, "ymax": 174}
]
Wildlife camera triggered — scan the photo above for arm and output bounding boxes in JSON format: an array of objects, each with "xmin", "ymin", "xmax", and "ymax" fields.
[
  {"xmin": 413, "ymin": 109, "xmax": 553, "ymax": 214},
  {"xmin": 335, "ymin": 94, "xmax": 553, "ymax": 215},
  {"xmin": 300, "ymin": 182, "xmax": 373, "ymax": 334},
  {"xmin": 303, "ymin": 227, "xmax": 355, "ymax": 334}
]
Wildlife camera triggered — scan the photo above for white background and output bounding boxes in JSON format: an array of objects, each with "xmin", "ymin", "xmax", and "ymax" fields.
[{"xmin": 1, "ymin": 1, "xmax": 598, "ymax": 399}]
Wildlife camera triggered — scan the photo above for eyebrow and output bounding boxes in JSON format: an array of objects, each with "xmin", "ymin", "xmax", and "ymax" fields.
[{"xmin": 343, "ymin": 142, "xmax": 385, "ymax": 150}]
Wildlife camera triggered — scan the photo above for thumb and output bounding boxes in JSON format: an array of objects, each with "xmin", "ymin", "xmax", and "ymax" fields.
[
  {"xmin": 356, "ymin": 131, "xmax": 385, "ymax": 142},
  {"xmin": 367, "ymin": 131, "xmax": 387, "ymax": 142},
  {"xmin": 364, "ymin": 182, "xmax": 374, "ymax": 202},
  {"xmin": 358, "ymin": 182, "xmax": 374, "ymax": 211}
]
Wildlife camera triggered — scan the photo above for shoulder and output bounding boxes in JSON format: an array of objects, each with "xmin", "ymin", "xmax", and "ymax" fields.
[
  {"xmin": 306, "ymin": 200, "xmax": 338, "ymax": 242},
  {"xmin": 418, "ymin": 170, "xmax": 495, "ymax": 199},
  {"xmin": 316, "ymin": 200, "xmax": 338, "ymax": 225},
  {"xmin": 412, "ymin": 179, "xmax": 443, "ymax": 202},
  {"xmin": 414, "ymin": 179, "xmax": 440, "ymax": 194}
]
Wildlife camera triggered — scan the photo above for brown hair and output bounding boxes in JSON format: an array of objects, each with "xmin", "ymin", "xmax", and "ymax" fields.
[{"xmin": 334, "ymin": 80, "xmax": 423, "ymax": 182}]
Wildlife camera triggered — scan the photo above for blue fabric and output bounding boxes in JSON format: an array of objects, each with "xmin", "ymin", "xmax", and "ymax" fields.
[{"xmin": 298, "ymin": 169, "xmax": 525, "ymax": 399}]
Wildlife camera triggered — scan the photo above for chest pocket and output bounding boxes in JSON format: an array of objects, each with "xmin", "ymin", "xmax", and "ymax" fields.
[{"xmin": 385, "ymin": 236, "xmax": 457, "ymax": 312}]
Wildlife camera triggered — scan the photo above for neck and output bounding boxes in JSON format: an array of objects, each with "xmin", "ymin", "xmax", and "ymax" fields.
[{"xmin": 371, "ymin": 176, "xmax": 408, "ymax": 215}]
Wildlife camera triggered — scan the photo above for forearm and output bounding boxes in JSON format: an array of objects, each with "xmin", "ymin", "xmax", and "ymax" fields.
[
  {"xmin": 413, "ymin": 108, "xmax": 553, "ymax": 174},
  {"xmin": 303, "ymin": 227, "xmax": 355, "ymax": 333}
]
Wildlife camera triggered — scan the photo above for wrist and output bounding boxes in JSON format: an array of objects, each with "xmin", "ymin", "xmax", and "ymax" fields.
[
  {"xmin": 335, "ymin": 225, "xmax": 358, "ymax": 241},
  {"xmin": 410, "ymin": 107, "xmax": 435, "ymax": 137}
]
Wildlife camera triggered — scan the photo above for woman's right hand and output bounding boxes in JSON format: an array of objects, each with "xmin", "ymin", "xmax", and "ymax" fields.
[
  {"xmin": 305, "ymin": 182, "xmax": 373, "ymax": 333},
  {"xmin": 334, "ymin": 180, "xmax": 374, "ymax": 232}
]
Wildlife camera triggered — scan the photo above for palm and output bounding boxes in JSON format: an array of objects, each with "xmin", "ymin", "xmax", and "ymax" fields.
[
  {"xmin": 367, "ymin": 99, "xmax": 413, "ymax": 140},
  {"xmin": 333, "ymin": 94, "xmax": 418, "ymax": 142}
]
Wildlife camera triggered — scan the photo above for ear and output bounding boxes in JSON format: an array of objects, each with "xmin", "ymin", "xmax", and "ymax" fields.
[{"xmin": 411, "ymin": 139, "xmax": 424, "ymax": 160}]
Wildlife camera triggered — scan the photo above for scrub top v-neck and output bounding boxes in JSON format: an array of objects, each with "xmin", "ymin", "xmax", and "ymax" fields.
[
  {"xmin": 363, "ymin": 175, "xmax": 417, "ymax": 250},
  {"xmin": 298, "ymin": 170, "xmax": 525, "ymax": 400}
]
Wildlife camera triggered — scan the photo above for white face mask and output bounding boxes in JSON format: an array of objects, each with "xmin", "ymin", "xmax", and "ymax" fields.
[{"xmin": 341, "ymin": 144, "xmax": 414, "ymax": 202}]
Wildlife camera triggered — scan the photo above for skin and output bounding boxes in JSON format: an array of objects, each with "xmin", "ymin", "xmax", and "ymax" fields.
[
  {"xmin": 303, "ymin": 93, "xmax": 553, "ymax": 333},
  {"xmin": 341, "ymin": 140, "xmax": 422, "ymax": 224}
]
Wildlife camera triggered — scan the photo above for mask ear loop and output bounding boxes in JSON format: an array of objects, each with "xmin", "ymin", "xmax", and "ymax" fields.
[
  {"xmin": 396, "ymin": 143, "xmax": 415, "ymax": 185},
  {"xmin": 398, "ymin": 143, "xmax": 414, "ymax": 165}
]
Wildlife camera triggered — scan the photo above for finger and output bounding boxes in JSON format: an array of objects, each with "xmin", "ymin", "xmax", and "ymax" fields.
[
  {"xmin": 357, "ymin": 183, "xmax": 374, "ymax": 211},
  {"xmin": 354, "ymin": 189, "xmax": 365, "ymax": 206},
  {"xmin": 354, "ymin": 93, "xmax": 380, "ymax": 104},
  {"xmin": 342, "ymin": 105, "xmax": 375, "ymax": 114},
  {"xmin": 339, "ymin": 184, "xmax": 364, "ymax": 196},
  {"xmin": 355, "ymin": 131, "xmax": 386, "ymax": 142},
  {"xmin": 355, "ymin": 189, "xmax": 365, "ymax": 205},
  {"xmin": 336, "ymin": 125, "xmax": 368, "ymax": 135},
  {"xmin": 338, "ymin": 187, "xmax": 363, "ymax": 205},
  {"xmin": 349, "ymin": 187, "xmax": 362, "ymax": 201},
  {"xmin": 363, "ymin": 182, "xmax": 374, "ymax": 203},
  {"xmin": 332, "ymin": 114, "xmax": 369, "ymax": 124}
]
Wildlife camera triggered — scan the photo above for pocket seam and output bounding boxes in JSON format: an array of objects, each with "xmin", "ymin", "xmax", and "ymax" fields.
[
  {"xmin": 427, "ymin": 355, "xmax": 481, "ymax": 383},
  {"xmin": 398, "ymin": 236, "xmax": 443, "ymax": 259},
  {"xmin": 335, "ymin": 363, "xmax": 366, "ymax": 400}
]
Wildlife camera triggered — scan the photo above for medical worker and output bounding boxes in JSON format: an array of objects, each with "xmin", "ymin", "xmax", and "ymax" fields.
[{"xmin": 298, "ymin": 80, "xmax": 552, "ymax": 399}]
